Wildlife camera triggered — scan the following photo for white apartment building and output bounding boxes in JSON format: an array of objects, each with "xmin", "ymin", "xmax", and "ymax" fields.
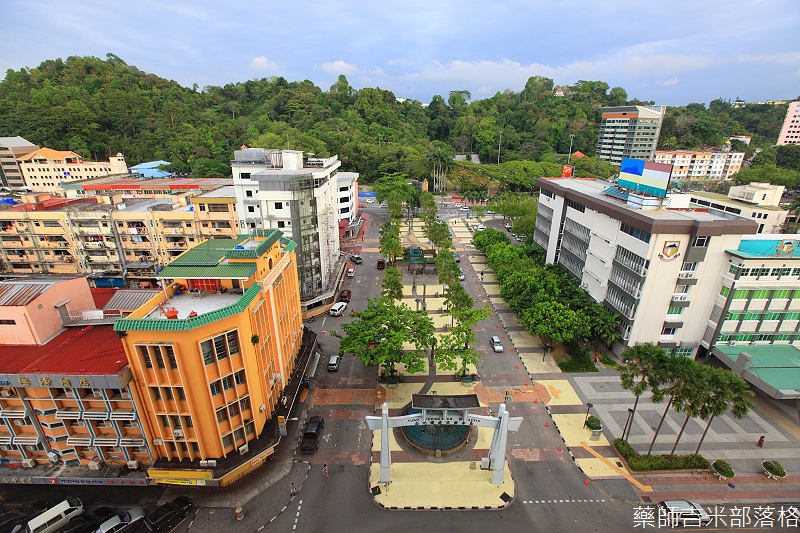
[
  {"xmin": 335, "ymin": 172, "xmax": 360, "ymax": 239},
  {"xmin": 18, "ymin": 149, "xmax": 127, "ymax": 193},
  {"xmin": 777, "ymin": 101, "xmax": 800, "ymax": 145},
  {"xmin": 679, "ymin": 182, "xmax": 789, "ymax": 234},
  {"xmin": 230, "ymin": 148, "xmax": 342, "ymax": 307},
  {"xmin": 0, "ymin": 136, "xmax": 38, "ymax": 188},
  {"xmin": 654, "ymin": 150, "xmax": 744, "ymax": 180},
  {"xmin": 535, "ymin": 177, "xmax": 757, "ymax": 356},
  {"xmin": 595, "ymin": 105, "xmax": 666, "ymax": 165}
]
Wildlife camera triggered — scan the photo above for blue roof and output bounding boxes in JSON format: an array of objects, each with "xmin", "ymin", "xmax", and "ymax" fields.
[{"xmin": 727, "ymin": 238, "xmax": 800, "ymax": 259}]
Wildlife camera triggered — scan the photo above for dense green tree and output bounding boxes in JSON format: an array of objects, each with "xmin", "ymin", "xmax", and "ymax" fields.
[
  {"xmin": 381, "ymin": 266, "xmax": 404, "ymax": 301},
  {"xmin": 619, "ymin": 344, "xmax": 667, "ymax": 441}
]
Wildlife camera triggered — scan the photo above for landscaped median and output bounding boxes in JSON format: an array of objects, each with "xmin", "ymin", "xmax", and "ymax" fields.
[{"xmin": 613, "ymin": 438, "xmax": 710, "ymax": 472}]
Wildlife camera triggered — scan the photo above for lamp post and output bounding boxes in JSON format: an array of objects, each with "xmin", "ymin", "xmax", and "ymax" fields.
[
  {"xmin": 567, "ymin": 134, "xmax": 575, "ymax": 164},
  {"xmin": 623, "ymin": 407, "xmax": 634, "ymax": 441},
  {"xmin": 583, "ymin": 402, "xmax": 593, "ymax": 428},
  {"xmin": 497, "ymin": 131, "xmax": 503, "ymax": 164}
]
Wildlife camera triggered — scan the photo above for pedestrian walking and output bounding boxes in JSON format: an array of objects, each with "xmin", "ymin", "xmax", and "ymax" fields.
[
  {"xmin": 290, "ymin": 483, "xmax": 297, "ymax": 496},
  {"xmin": 323, "ymin": 463, "xmax": 329, "ymax": 477}
]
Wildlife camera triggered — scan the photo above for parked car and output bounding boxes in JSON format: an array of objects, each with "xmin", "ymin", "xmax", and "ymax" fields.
[
  {"xmin": 490, "ymin": 336, "xmax": 504, "ymax": 353},
  {"xmin": 365, "ymin": 199, "xmax": 375, "ymax": 203},
  {"xmin": 329, "ymin": 302, "xmax": 348, "ymax": 316},
  {"xmin": 327, "ymin": 355, "xmax": 340, "ymax": 372},
  {"xmin": 143, "ymin": 497, "xmax": 193, "ymax": 533},
  {"xmin": 377, "ymin": 258, "xmax": 386, "ymax": 269},
  {"xmin": 516, "ymin": 234, "xmax": 526, "ymax": 242},
  {"xmin": 95, "ymin": 507, "xmax": 145, "ymax": 533},
  {"xmin": 300, "ymin": 416, "xmax": 325, "ymax": 452},
  {"xmin": 452, "ymin": 252, "xmax": 460, "ymax": 263},
  {"xmin": 656, "ymin": 501, "xmax": 711, "ymax": 527},
  {"xmin": 505, "ymin": 223, "xmax": 513, "ymax": 230},
  {"xmin": 458, "ymin": 270, "xmax": 465, "ymax": 281},
  {"xmin": 12, "ymin": 499, "xmax": 81, "ymax": 533},
  {"xmin": 346, "ymin": 268, "xmax": 356, "ymax": 277},
  {"xmin": 351, "ymin": 254, "xmax": 363, "ymax": 264},
  {"xmin": 460, "ymin": 206, "xmax": 469, "ymax": 211},
  {"xmin": 477, "ymin": 224, "xmax": 486, "ymax": 230},
  {"xmin": 339, "ymin": 289, "xmax": 351, "ymax": 302},
  {"xmin": 57, "ymin": 507, "xmax": 113, "ymax": 533}
]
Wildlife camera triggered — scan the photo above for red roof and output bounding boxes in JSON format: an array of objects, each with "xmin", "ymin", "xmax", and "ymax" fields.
[
  {"xmin": 572, "ymin": 151, "xmax": 587, "ymax": 159},
  {"xmin": 90, "ymin": 288, "xmax": 117, "ymax": 309},
  {"xmin": 0, "ymin": 326, "xmax": 128, "ymax": 376}
]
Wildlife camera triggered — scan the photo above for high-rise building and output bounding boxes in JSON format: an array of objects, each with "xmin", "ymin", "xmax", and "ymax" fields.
[
  {"xmin": 595, "ymin": 105, "xmax": 666, "ymax": 165},
  {"xmin": 653, "ymin": 150, "xmax": 744, "ymax": 180},
  {"xmin": 777, "ymin": 101, "xmax": 800, "ymax": 145},
  {"xmin": 230, "ymin": 148, "xmax": 347, "ymax": 309},
  {"xmin": 0, "ymin": 137, "xmax": 38, "ymax": 188}
]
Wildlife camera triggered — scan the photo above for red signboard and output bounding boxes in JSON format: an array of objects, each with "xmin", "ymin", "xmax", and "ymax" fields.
[{"xmin": 561, "ymin": 165, "xmax": 574, "ymax": 178}]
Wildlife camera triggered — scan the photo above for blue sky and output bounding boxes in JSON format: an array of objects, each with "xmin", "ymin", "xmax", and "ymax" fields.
[{"xmin": 2, "ymin": 0, "xmax": 798, "ymax": 106}]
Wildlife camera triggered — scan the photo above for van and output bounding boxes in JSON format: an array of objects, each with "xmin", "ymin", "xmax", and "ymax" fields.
[
  {"xmin": 490, "ymin": 336, "xmax": 503, "ymax": 353},
  {"xmin": 329, "ymin": 302, "xmax": 347, "ymax": 316},
  {"xmin": 143, "ymin": 497, "xmax": 193, "ymax": 533},
  {"xmin": 15, "ymin": 498, "xmax": 83, "ymax": 533},
  {"xmin": 376, "ymin": 258, "xmax": 386, "ymax": 269},
  {"xmin": 327, "ymin": 355, "xmax": 340, "ymax": 372}
]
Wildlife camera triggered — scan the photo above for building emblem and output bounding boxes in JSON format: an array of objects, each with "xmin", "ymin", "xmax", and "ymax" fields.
[
  {"xmin": 79, "ymin": 378, "xmax": 90, "ymax": 387},
  {"xmin": 18, "ymin": 377, "xmax": 31, "ymax": 387},
  {"xmin": 38, "ymin": 377, "xmax": 52, "ymax": 387},
  {"xmin": 776, "ymin": 239, "xmax": 797, "ymax": 256},
  {"xmin": 60, "ymin": 378, "xmax": 72, "ymax": 387},
  {"xmin": 658, "ymin": 241, "xmax": 681, "ymax": 262}
]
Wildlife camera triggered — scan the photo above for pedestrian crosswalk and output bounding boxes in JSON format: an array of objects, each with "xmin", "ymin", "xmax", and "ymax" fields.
[{"xmin": 522, "ymin": 499, "xmax": 606, "ymax": 504}]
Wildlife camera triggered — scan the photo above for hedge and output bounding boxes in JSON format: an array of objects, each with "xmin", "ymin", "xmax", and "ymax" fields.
[
  {"xmin": 558, "ymin": 340, "xmax": 599, "ymax": 373},
  {"xmin": 613, "ymin": 438, "xmax": 710, "ymax": 471},
  {"xmin": 585, "ymin": 415, "xmax": 602, "ymax": 431}
]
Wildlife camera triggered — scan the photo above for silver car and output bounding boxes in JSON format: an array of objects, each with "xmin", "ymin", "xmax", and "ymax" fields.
[{"xmin": 95, "ymin": 507, "xmax": 145, "ymax": 533}]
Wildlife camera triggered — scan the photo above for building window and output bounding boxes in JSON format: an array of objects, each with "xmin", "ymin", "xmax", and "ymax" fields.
[
  {"xmin": 0, "ymin": 319, "xmax": 16, "ymax": 325},
  {"xmin": 183, "ymin": 416, "xmax": 193, "ymax": 428},
  {"xmin": 246, "ymin": 190, "xmax": 253, "ymax": 197},
  {"xmin": 170, "ymin": 415, "xmax": 181, "ymax": 429},
  {"xmin": 210, "ymin": 380, "xmax": 222, "ymax": 396},
  {"xmin": 221, "ymin": 434, "xmax": 233, "ymax": 448},
  {"xmin": 191, "ymin": 442, "xmax": 200, "ymax": 452},
  {"xmin": 234, "ymin": 370, "xmax": 246, "ymax": 385},
  {"xmin": 692, "ymin": 235, "xmax": 710, "ymax": 247},
  {"xmin": 619, "ymin": 222, "xmax": 651, "ymax": 244},
  {"xmin": 138, "ymin": 346, "xmax": 152, "ymax": 368},
  {"xmin": 155, "ymin": 350, "xmax": 165, "ymax": 369},
  {"xmin": 233, "ymin": 428, "xmax": 245, "ymax": 442},
  {"xmin": 720, "ymin": 286, "xmax": 731, "ymax": 297},
  {"xmin": 240, "ymin": 396, "xmax": 251, "ymax": 412},
  {"xmin": 159, "ymin": 415, "xmax": 169, "ymax": 428},
  {"xmin": 565, "ymin": 199, "xmax": 585, "ymax": 213},
  {"xmin": 248, "ymin": 206, "xmax": 254, "ymax": 213},
  {"xmin": 216, "ymin": 407, "xmax": 228, "ymax": 423},
  {"xmin": 275, "ymin": 202, "xmax": 283, "ymax": 209},
  {"xmin": 667, "ymin": 306, "xmax": 684, "ymax": 315},
  {"xmin": 661, "ymin": 327, "xmax": 677, "ymax": 335},
  {"xmin": 176, "ymin": 387, "xmax": 186, "ymax": 401},
  {"xmin": 277, "ymin": 221, "xmax": 285, "ymax": 228},
  {"xmin": 198, "ymin": 204, "xmax": 206, "ymax": 211},
  {"xmin": 228, "ymin": 401, "xmax": 240, "ymax": 417},
  {"xmin": 165, "ymin": 346, "xmax": 177, "ymax": 369},
  {"xmin": 201, "ymin": 331, "xmax": 240, "ymax": 365},
  {"xmin": 151, "ymin": 388, "xmax": 161, "ymax": 401},
  {"xmin": 244, "ymin": 420, "xmax": 255, "ymax": 436},
  {"xmin": 222, "ymin": 375, "xmax": 234, "ymax": 390},
  {"xmin": 163, "ymin": 388, "xmax": 174, "ymax": 400}
]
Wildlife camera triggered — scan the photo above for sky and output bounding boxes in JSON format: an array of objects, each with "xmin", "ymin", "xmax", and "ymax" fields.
[{"xmin": 1, "ymin": 0, "xmax": 799, "ymax": 106}]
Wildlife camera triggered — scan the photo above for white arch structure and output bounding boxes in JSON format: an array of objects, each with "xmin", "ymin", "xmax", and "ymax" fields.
[{"xmin": 366, "ymin": 399, "xmax": 522, "ymax": 486}]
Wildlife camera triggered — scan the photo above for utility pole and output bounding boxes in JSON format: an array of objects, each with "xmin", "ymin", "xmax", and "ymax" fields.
[
  {"xmin": 567, "ymin": 134, "xmax": 575, "ymax": 164},
  {"xmin": 497, "ymin": 131, "xmax": 503, "ymax": 164}
]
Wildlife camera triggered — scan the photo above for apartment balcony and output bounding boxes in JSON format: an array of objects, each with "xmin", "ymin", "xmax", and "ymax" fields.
[
  {"xmin": 86, "ymin": 254, "xmax": 115, "ymax": 263},
  {"xmin": 37, "ymin": 239, "xmax": 71, "ymax": 249},
  {"xmin": 671, "ymin": 293, "xmax": 690, "ymax": 302},
  {"xmin": 74, "ymin": 226, "xmax": 112, "ymax": 236},
  {"xmin": 60, "ymin": 308, "xmax": 122, "ymax": 327},
  {"xmin": 32, "ymin": 226, "xmax": 67, "ymax": 235},
  {"xmin": 165, "ymin": 239, "xmax": 187, "ymax": 248},
  {"xmin": 122, "ymin": 240, "xmax": 155, "ymax": 250}
]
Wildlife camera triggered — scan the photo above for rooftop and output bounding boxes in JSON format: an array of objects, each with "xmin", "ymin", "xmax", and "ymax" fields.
[
  {"xmin": 0, "ymin": 136, "xmax": 37, "ymax": 148},
  {"xmin": 196, "ymin": 185, "xmax": 235, "ymax": 199},
  {"xmin": 726, "ymin": 235, "xmax": 800, "ymax": 259},
  {"xmin": 143, "ymin": 291, "xmax": 243, "ymax": 320},
  {"xmin": 0, "ymin": 325, "xmax": 128, "ymax": 376},
  {"xmin": 713, "ymin": 344, "xmax": 800, "ymax": 399},
  {"xmin": 61, "ymin": 176, "xmax": 232, "ymax": 192},
  {"xmin": 690, "ymin": 191, "xmax": 785, "ymax": 212},
  {"xmin": 0, "ymin": 280, "xmax": 62, "ymax": 306}
]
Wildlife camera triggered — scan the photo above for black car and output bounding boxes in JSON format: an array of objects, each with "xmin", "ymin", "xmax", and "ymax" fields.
[
  {"xmin": 351, "ymin": 254, "xmax": 363, "ymax": 264},
  {"xmin": 143, "ymin": 497, "xmax": 193, "ymax": 533},
  {"xmin": 300, "ymin": 416, "xmax": 325, "ymax": 452},
  {"xmin": 57, "ymin": 507, "xmax": 114, "ymax": 533}
]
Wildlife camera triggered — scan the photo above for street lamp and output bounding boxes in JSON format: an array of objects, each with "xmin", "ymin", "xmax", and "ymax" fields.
[
  {"xmin": 583, "ymin": 402, "xmax": 593, "ymax": 428},
  {"xmin": 623, "ymin": 408, "xmax": 634, "ymax": 441},
  {"xmin": 567, "ymin": 134, "xmax": 575, "ymax": 165},
  {"xmin": 497, "ymin": 131, "xmax": 503, "ymax": 164}
]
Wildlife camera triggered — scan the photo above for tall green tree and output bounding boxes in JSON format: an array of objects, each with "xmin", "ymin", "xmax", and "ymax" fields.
[
  {"xmin": 694, "ymin": 367, "xmax": 754, "ymax": 455},
  {"xmin": 647, "ymin": 356, "xmax": 699, "ymax": 455},
  {"xmin": 381, "ymin": 266, "xmax": 404, "ymax": 300},
  {"xmin": 618, "ymin": 344, "xmax": 667, "ymax": 442}
]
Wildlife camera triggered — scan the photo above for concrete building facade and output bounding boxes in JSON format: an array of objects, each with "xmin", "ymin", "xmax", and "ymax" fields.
[
  {"xmin": 335, "ymin": 172, "xmax": 360, "ymax": 239},
  {"xmin": 230, "ymin": 148, "xmax": 344, "ymax": 308},
  {"xmin": 18, "ymin": 149, "xmax": 128, "ymax": 193},
  {"xmin": 114, "ymin": 231, "xmax": 302, "ymax": 463},
  {"xmin": 534, "ymin": 177, "xmax": 757, "ymax": 355},
  {"xmin": 0, "ymin": 137, "xmax": 39, "ymax": 188},
  {"xmin": 595, "ymin": 105, "xmax": 666, "ymax": 165},
  {"xmin": 777, "ymin": 101, "xmax": 800, "ymax": 145},
  {"xmin": 654, "ymin": 150, "xmax": 744, "ymax": 180},
  {"xmin": 682, "ymin": 182, "xmax": 789, "ymax": 234}
]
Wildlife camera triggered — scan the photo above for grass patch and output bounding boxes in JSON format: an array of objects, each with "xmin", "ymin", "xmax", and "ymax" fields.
[
  {"xmin": 599, "ymin": 353, "xmax": 618, "ymax": 368},
  {"xmin": 613, "ymin": 438, "xmax": 709, "ymax": 471}
]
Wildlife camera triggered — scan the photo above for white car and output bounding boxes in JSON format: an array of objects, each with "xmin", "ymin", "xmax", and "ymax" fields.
[
  {"xmin": 458, "ymin": 270, "xmax": 465, "ymax": 281},
  {"xmin": 96, "ymin": 507, "xmax": 146, "ymax": 533},
  {"xmin": 347, "ymin": 268, "xmax": 356, "ymax": 277},
  {"xmin": 366, "ymin": 199, "xmax": 375, "ymax": 203},
  {"xmin": 454, "ymin": 203, "xmax": 462, "ymax": 208},
  {"xmin": 505, "ymin": 223, "xmax": 513, "ymax": 230},
  {"xmin": 516, "ymin": 234, "xmax": 526, "ymax": 242},
  {"xmin": 460, "ymin": 206, "xmax": 469, "ymax": 211},
  {"xmin": 486, "ymin": 210, "xmax": 494, "ymax": 215},
  {"xmin": 329, "ymin": 302, "xmax": 348, "ymax": 316},
  {"xmin": 477, "ymin": 224, "xmax": 486, "ymax": 230}
]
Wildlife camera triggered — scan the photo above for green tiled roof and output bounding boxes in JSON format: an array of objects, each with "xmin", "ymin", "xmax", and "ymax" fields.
[
  {"xmin": 114, "ymin": 283, "xmax": 262, "ymax": 331},
  {"xmin": 226, "ymin": 230, "xmax": 283, "ymax": 259},
  {"xmin": 281, "ymin": 237, "xmax": 297, "ymax": 253},
  {"xmin": 158, "ymin": 262, "xmax": 256, "ymax": 279},
  {"xmin": 169, "ymin": 237, "xmax": 248, "ymax": 266}
]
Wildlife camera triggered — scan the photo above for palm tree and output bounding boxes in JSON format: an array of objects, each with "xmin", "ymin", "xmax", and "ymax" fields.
[
  {"xmin": 669, "ymin": 365, "xmax": 712, "ymax": 456},
  {"xmin": 695, "ymin": 367, "xmax": 754, "ymax": 455},
  {"xmin": 618, "ymin": 344, "xmax": 667, "ymax": 442},
  {"xmin": 647, "ymin": 356, "xmax": 698, "ymax": 455}
]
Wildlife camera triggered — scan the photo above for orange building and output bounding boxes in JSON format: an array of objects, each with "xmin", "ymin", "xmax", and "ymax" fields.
[{"xmin": 114, "ymin": 229, "xmax": 302, "ymax": 462}]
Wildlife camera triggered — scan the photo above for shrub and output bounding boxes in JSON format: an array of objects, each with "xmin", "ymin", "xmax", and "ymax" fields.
[
  {"xmin": 585, "ymin": 415, "xmax": 602, "ymax": 431},
  {"xmin": 599, "ymin": 354, "xmax": 618, "ymax": 368},
  {"xmin": 712, "ymin": 460, "xmax": 735, "ymax": 479},
  {"xmin": 558, "ymin": 340, "xmax": 598, "ymax": 372},
  {"xmin": 763, "ymin": 460, "xmax": 786, "ymax": 477},
  {"xmin": 613, "ymin": 439, "xmax": 709, "ymax": 471}
]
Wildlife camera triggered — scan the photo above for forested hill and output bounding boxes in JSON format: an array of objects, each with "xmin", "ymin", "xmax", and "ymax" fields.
[{"xmin": 0, "ymin": 54, "xmax": 792, "ymax": 182}]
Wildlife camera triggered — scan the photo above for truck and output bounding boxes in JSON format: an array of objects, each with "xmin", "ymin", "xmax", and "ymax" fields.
[{"xmin": 300, "ymin": 416, "xmax": 325, "ymax": 452}]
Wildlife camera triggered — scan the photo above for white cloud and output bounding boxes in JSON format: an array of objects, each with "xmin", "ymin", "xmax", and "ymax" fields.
[
  {"xmin": 250, "ymin": 56, "xmax": 278, "ymax": 71},
  {"xmin": 658, "ymin": 78, "xmax": 680, "ymax": 86},
  {"xmin": 737, "ymin": 51, "xmax": 800, "ymax": 66},
  {"xmin": 320, "ymin": 60, "xmax": 358, "ymax": 75}
]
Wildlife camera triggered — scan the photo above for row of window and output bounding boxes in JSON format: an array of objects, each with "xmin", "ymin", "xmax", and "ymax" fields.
[
  {"xmin": 729, "ymin": 266, "xmax": 800, "ymax": 278},
  {"xmin": 201, "ymin": 332, "xmax": 241, "ymax": 365},
  {"xmin": 720, "ymin": 286, "xmax": 800, "ymax": 300},
  {"xmin": 215, "ymin": 397, "xmax": 251, "ymax": 422},
  {"xmin": 619, "ymin": 222, "xmax": 651, "ymax": 244},
  {"xmin": 151, "ymin": 387, "xmax": 186, "ymax": 402},
  {"xmin": 727, "ymin": 311, "xmax": 800, "ymax": 321},
  {"xmin": 221, "ymin": 420, "xmax": 255, "ymax": 448},
  {"xmin": 719, "ymin": 333, "xmax": 800, "ymax": 342},
  {"xmin": 565, "ymin": 199, "xmax": 586, "ymax": 213},
  {"xmin": 209, "ymin": 370, "xmax": 247, "ymax": 396}
]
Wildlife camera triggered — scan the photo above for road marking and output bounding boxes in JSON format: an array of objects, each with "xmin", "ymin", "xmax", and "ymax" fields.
[
  {"xmin": 579, "ymin": 441, "xmax": 652, "ymax": 492},
  {"xmin": 525, "ymin": 500, "xmax": 607, "ymax": 504}
]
